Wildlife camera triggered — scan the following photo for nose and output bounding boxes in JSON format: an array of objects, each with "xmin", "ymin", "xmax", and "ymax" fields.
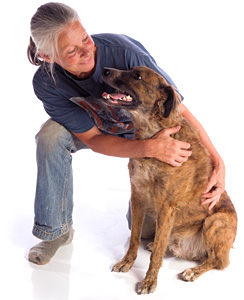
[
  {"xmin": 78, "ymin": 46, "xmax": 90, "ymax": 58},
  {"xmin": 103, "ymin": 68, "xmax": 111, "ymax": 77}
]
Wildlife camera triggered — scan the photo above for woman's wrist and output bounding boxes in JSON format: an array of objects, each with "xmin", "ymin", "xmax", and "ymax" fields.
[{"xmin": 210, "ymin": 153, "xmax": 225, "ymax": 171}]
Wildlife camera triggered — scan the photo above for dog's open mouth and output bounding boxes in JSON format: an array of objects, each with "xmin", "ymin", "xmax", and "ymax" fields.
[{"xmin": 102, "ymin": 92, "xmax": 134, "ymax": 106}]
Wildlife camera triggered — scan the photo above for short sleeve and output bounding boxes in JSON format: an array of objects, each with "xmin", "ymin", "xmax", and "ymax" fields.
[{"xmin": 33, "ymin": 75, "xmax": 95, "ymax": 133}]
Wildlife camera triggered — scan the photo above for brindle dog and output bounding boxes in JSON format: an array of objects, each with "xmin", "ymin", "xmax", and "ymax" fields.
[{"xmin": 102, "ymin": 66, "xmax": 237, "ymax": 295}]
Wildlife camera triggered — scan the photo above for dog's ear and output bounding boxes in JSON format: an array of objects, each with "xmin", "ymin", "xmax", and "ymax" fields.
[{"xmin": 161, "ymin": 85, "xmax": 176, "ymax": 118}]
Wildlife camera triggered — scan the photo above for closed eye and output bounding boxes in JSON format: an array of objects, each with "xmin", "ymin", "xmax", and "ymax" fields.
[
  {"xmin": 67, "ymin": 48, "xmax": 76, "ymax": 55},
  {"xmin": 83, "ymin": 35, "xmax": 89, "ymax": 43}
]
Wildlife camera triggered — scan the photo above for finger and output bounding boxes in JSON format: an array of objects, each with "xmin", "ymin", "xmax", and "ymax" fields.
[
  {"xmin": 202, "ymin": 197, "xmax": 215, "ymax": 205},
  {"xmin": 202, "ymin": 198, "xmax": 218, "ymax": 211},
  {"xmin": 203, "ymin": 178, "xmax": 217, "ymax": 194},
  {"xmin": 174, "ymin": 152, "xmax": 193, "ymax": 165},
  {"xmin": 173, "ymin": 154, "xmax": 189, "ymax": 165},
  {"xmin": 171, "ymin": 161, "xmax": 182, "ymax": 167},
  {"xmin": 202, "ymin": 186, "xmax": 222, "ymax": 198},
  {"xmin": 202, "ymin": 194, "xmax": 220, "ymax": 206},
  {"xmin": 202, "ymin": 199, "xmax": 211, "ymax": 205},
  {"xmin": 174, "ymin": 139, "xmax": 191, "ymax": 150},
  {"xmin": 179, "ymin": 149, "xmax": 192, "ymax": 157},
  {"xmin": 176, "ymin": 156, "xmax": 189, "ymax": 164},
  {"xmin": 208, "ymin": 199, "xmax": 219, "ymax": 211},
  {"xmin": 170, "ymin": 159, "xmax": 183, "ymax": 167},
  {"xmin": 181, "ymin": 143, "xmax": 191, "ymax": 150},
  {"xmin": 165, "ymin": 126, "xmax": 181, "ymax": 135}
]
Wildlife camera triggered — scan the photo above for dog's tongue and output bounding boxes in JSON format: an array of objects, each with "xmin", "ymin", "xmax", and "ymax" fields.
[
  {"xmin": 102, "ymin": 92, "xmax": 127, "ymax": 100},
  {"xmin": 102, "ymin": 92, "xmax": 133, "ymax": 101}
]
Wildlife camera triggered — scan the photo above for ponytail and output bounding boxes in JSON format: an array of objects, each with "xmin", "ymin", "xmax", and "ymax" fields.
[{"xmin": 27, "ymin": 36, "xmax": 43, "ymax": 66}]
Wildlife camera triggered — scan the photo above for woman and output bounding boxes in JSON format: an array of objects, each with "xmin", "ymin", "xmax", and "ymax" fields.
[{"xmin": 27, "ymin": 2, "xmax": 225, "ymax": 265}]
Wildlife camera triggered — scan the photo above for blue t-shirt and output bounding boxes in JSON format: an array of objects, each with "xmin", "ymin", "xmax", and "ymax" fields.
[{"xmin": 33, "ymin": 33, "xmax": 182, "ymax": 137}]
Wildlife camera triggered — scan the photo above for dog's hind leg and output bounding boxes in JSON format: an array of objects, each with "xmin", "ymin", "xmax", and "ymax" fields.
[
  {"xmin": 180, "ymin": 230, "xmax": 232, "ymax": 282},
  {"xmin": 180, "ymin": 250, "xmax": 216, "ymax": 281},
  {"xmin": 112, "ymin": 194, "xmax": 145, "ymax": 273},
  {"xmin": 180, "ymin": 204, "xmax": 237, "ymax": 282},
  {"xmin": 137, "ymin": 204, "xmax": 176, "ymax": 294}
]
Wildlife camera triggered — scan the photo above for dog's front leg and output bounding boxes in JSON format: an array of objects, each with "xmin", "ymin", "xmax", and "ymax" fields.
[
  {"xmin": 137, "ymin": 204, "xmax": 175, "ymax": 294},
  {"xmin": 112, "ymin": 193, "xmax": 145, "ymax": 273}
]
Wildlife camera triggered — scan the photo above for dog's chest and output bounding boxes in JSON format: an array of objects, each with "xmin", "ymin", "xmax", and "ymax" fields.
[{"xmin": 128, "ymin": 158, "xmax": 171, "ymax": 193}]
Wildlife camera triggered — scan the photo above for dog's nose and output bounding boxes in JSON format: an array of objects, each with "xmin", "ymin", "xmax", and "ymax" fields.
[{"xmin": 103, "ymin": 68, "xmax": 111, "ymax": 77}]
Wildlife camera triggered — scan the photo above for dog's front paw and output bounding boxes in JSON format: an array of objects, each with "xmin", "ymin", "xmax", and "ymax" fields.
[
  {"xmin": 137, "ymin": 278, "xmax": 157, "ymax": 295},
  {"xmin": 180, "ymin": 268, "xmax": 198, "ymax": 282},
  {"xmin": 112, "ymin": 259, "xmax": 134, "ymax": 273}
]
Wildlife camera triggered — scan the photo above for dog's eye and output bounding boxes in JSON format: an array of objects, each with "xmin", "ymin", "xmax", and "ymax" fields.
[{"xmin": 134, "ymin": 72, "xmax": 142, "ymax": 80}]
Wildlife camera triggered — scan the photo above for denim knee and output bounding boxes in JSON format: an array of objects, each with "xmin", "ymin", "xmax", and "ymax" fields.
[
  {"xmin": 35, "ymin": 119, "xmax": 72, "ymax": 160},
  {"xmin": 36, "ymin": 119, "xmax": 88, "ymax": 158}
]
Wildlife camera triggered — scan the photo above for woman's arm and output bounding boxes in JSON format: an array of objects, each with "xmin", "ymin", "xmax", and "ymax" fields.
[
  {"xmin": 72, "ymin": 125, "xmax": 192, "ymax": 166},
  {"xmin": 180, "ymin": 103, "xmax": 226, "ymax": 210}
]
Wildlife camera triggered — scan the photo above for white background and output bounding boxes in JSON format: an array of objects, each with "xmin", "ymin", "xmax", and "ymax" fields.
[{"xmin": 1, "ymin": 0, "xmax": 243, "ymax": 299}]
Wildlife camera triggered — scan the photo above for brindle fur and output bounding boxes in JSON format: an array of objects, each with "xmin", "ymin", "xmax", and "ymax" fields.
[{"xmin": 102, "ymin": 66, "xmax": 237, "ymax": 295}]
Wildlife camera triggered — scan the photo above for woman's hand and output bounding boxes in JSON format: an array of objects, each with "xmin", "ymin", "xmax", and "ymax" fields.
[
  {"xmin": 150, "ymin": 126, "xmax": 192, "ymax": 166},
  {"xmin": 202, "ymin": 159, "xmax": 225, "ymax": 210}
]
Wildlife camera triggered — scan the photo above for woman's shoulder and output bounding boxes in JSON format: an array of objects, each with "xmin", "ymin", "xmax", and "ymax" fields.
[
  {"xmin": 33, "ymin": 64, "xmax": 53, "ymax": 87},
  {"xmin": 32, "ymin": 64, "xmax": 68, "ymax": 100},
  {"xmin": 92, "ymin": 33, "xmax": 148, "ymax": 54},
  {"xmin": 33, "ymin": 63, "xmax": 67, "ymax": 90}
]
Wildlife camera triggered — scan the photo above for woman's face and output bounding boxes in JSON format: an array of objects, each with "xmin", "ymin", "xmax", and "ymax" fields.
[{"xmin": 55, "ymin": 20, "xmax": 97, "ymax": 79}]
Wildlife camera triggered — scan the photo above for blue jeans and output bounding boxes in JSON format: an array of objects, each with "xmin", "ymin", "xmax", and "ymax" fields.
[{"xmin": 33, "ymin": 119, "xmax": 88, "ymax": 240}]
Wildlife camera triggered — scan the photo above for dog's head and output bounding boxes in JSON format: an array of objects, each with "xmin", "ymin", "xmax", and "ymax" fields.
[{"xmin": 102, "ymin": 66, "xmax": 181, "ymax": 118}]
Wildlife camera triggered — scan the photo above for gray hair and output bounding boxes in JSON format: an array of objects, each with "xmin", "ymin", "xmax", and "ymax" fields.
[{"xmin": 27, "ymin": 2, "xmax": 80, "ymax": 76}]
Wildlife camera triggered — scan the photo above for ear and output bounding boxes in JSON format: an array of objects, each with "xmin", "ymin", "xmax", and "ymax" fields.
[
  {"xmin": 38, "ymin": 50, "xmax": 52, "ymax": 63},
  {"xmin": 162, "ymin": 86, "xmax": 176, "ymax": 118}
]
